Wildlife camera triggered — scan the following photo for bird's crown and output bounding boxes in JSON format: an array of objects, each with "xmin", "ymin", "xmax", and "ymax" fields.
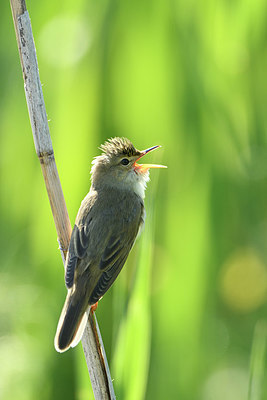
[{"xmin": 99, "ymin": 137, "xmax": 141, "ymax": 158}]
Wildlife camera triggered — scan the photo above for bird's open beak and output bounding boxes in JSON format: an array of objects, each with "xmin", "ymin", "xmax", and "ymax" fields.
[{"xmin": 134, "ymin": 145, "xmax": 167, "ymax": 173}]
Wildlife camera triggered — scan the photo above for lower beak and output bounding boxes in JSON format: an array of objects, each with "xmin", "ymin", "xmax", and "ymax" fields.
[{"xmin": 134, "ymin": 145, "xmax": 167, "ymax": 173}]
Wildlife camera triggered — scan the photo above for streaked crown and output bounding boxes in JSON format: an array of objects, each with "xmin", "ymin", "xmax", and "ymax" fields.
[{"xmin": 100, "ymin": 137, "xmax": 141, "ymax": 158}]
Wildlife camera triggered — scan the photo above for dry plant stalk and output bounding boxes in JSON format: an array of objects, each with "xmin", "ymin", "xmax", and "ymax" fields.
[{"xmin": 10, "ymin": 1, "xmax": 115, "ymax": 398}]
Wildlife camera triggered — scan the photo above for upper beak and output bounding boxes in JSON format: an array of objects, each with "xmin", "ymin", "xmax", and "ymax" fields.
[{"xmin": 134, "ymin": 145, "xmax": 167, "ymax": 173}]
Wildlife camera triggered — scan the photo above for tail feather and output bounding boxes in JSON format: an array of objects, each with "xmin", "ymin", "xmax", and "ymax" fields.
[
  {"xmin": 54, "ymin": 290, "xmax": 89, "ymax": 353},
  {"xmin": 70, "ymin": 308, "xmax": 90, "ymax": 349}
]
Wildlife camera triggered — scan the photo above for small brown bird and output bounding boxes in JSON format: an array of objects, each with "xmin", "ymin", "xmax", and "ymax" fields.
[{"xmin": 54, "ymin": 137, "xmax": 166, "ymax": 352}]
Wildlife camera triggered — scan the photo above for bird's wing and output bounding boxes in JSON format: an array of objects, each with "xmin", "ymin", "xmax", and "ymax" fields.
[
  {"xmin": 65, "ymin": 191, "xmax": 144, "ymax": 298},
  {"xmin": 88, "ymin": 235, "xmax": 134, "ymax": 304},
  {"xmin": 65, "ymin": 216, "xmax": 92, "ymax": 289},
  {"xmin": 66, "ymin": 219, "xmax": 139, "ymax": 295}
]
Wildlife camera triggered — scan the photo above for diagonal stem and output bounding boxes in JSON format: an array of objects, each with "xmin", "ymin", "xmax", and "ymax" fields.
[{"xmin": 9, "ymin": 1, "xmax": 115, "ymax": 399}]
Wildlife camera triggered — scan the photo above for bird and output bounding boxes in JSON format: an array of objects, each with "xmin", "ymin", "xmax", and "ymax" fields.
[{"xmin": 54, "ymin": 137, "xmax": 166, "ymax": 352}]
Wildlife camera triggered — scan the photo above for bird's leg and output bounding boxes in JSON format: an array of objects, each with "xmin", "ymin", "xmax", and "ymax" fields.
[{"xmin": 91, "ymin": 302, "xmax": 98, "ymax": 312}]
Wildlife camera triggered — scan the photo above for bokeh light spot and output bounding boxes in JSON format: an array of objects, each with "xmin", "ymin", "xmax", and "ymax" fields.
[
  {"xmin": 202, "ymin": 367, "xmax": 248, "ymax": 400},
  {"xmin": 38, "ymin": 15, "xmax": 91, "ymax": 67},
  {"xmin": 219, "ymin": 249, "xmax": 267, "ymax": 313}
]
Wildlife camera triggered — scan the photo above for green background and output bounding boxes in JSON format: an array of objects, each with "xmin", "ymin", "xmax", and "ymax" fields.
[{"xmin": 1, "ymin": 0, "xmax": 267, "ymax": 399}]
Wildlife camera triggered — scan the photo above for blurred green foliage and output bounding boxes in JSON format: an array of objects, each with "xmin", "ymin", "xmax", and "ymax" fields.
[{"xmin": 1, "ymin": 0, "xmax": 267, "ymax": 399}]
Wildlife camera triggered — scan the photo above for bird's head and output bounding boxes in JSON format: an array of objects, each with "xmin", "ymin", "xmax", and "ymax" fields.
[{"xmin": 91, "ymin": 137, "xmax": 166, "ymax": 198}]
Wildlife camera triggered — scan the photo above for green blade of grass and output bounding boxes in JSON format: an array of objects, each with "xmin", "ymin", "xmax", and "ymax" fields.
[{"xmin": 248, "ymin": 320, "xmax": 267, "ymax": 400}]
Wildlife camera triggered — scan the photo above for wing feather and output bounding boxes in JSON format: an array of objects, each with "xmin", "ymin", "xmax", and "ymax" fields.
[
  {"xmin": 89, "ymin": 251, "xmax": 129, "ymax": 304},
  {"xmin": 65, "ymin": 220, "xmax": 91, "ymax": 288},
  {"xmin": 99, "ymin": 235, "xmax": 123, "ymax": 270},
  {"xmin": 65, "ymin": 254, "xmax": 78, "ymax": 288}
]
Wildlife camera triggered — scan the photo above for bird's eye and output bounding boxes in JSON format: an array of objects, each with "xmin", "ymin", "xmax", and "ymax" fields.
[{"xmin": 121, "ymin": 158, "xmax": 129, "ymax": 166}]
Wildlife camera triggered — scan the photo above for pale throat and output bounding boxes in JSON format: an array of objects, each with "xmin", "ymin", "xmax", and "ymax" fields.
[{"xmin": 125, "ymin": 169, "xmax": 150, "ymax": 200}]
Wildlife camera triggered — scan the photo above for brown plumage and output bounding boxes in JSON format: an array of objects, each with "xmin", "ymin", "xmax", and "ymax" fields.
[{"xmin": 54, "ymin": 137, "xmax": 166, "ymax": 352}]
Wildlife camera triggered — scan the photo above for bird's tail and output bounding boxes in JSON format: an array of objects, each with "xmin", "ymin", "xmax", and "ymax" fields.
[{"xmin": 54, "ymin": 289, "xmax": 90, "ymax": 353}]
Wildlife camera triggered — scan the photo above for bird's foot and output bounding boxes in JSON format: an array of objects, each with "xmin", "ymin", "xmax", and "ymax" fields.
[{"xmin": 91, "ymin": 302, "xmax": 98, "ymax": 313}]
